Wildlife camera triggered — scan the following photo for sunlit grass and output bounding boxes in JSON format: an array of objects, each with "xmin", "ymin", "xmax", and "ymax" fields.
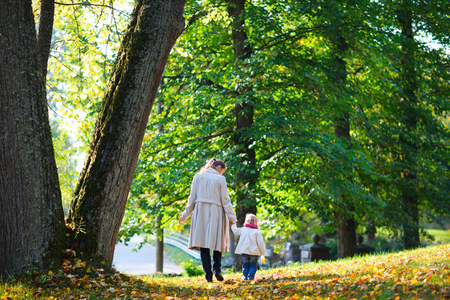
[{"xmin": 423, "ymin": 229, "xmax": 450, "ymax": 245}]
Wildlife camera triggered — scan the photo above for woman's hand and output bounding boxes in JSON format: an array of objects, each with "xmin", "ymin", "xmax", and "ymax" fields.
[{"xmin": 178, "ymin": 217, "xmax": 184, "ymax": 224}]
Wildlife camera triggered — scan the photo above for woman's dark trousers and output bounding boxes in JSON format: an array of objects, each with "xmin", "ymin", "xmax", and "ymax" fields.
[{"xmin": 200, "ymin": 248, "xmax": 222, "ymax": 282}]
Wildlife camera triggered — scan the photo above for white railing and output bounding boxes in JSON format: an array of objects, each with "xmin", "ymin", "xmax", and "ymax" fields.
[{"xmin": 164, "ymin": 233, "xmax": 201, "ymax": 260}]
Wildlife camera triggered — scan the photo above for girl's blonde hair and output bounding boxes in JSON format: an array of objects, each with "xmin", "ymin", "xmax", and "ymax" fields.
[
  {"xmin": 200, "ymin": 158, "xmax": 226, "ymax": 173},
  {"xmin": 244, "ymin": 213, "xmax": 258, "ymax": 224}
]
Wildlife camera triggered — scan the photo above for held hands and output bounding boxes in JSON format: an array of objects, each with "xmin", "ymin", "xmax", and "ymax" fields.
[{"xmin": 176, "ymin": 217, "xmax": 184, "ymax": 231}]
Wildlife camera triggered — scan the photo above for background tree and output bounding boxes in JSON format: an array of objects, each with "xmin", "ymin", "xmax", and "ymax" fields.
[
  {"xmin": 120, "ymin": 0, "xmax": 383, "ymax": 258},
  {"xmin": 368, "ymin": 0, "xmax": 450, "ymax": 248},
  {"xmin": 120, "ymin": 0, "xmax": 449, "ymax": 260}
]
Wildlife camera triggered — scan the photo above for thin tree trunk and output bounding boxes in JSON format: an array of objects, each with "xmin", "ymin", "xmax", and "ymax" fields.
[
  {"xmin": 227, "ymin": 0, "xmax": 256, "ymax": 225},
  {"xmin": 331, "ymin": 33, "xmax": 357, "ymax": 259},
  {"xmin": 334, "ymin": 211, "xmax": 357, "ymax": 258},
  {"xmin": 66, "ymin": 0, "xmax": 186, "ymax": 265},
  {"xmin": 397, "ymin": 3, "xmax": 420, "ymax": 249},
  {"xmin": 366, "ymin": 219, "xmax": 376, "ymax": 241},
  {"xmin": 155, "ymin": 98, "xmax": 164, "ymax": 273},
  {"xmin": 155, "ymin": 216, "xmax": 164, "ymax": 273},
  {"xmin": 227, "ymin": 0, "xmax": 258, "ymax": 272},
  {"xmin": 333, "ymin": 110, "xmax": 357, "ymax": 258},
  {"xmin": 0, "ymin": 0, "xmax": 65, "ymax": 278}
]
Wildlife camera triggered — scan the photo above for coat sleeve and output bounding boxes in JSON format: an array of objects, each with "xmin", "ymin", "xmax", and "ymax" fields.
[
  {"xmin": 180, "ymin": 174, "xmax": 199, "ymax": 222},
  {"xmin": 220, "ymin": 177, "xmax": 237, "ymax": 224},
  {"xmin": 231, "ymin": 224, "xmax": 241, "ymax": 235},
  {"xmin": 256, "ymin": 230, "xmax": 267, "ymax": 256}
]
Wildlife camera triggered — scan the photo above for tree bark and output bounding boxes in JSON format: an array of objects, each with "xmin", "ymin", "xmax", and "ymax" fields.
[
  {"xmin": 37, "ymin": 0, "xmax": 55, "ymax": 82},
  {"xmin": 155, "ymin": 99, "xmax": 164, "ymax": 273},
  {"xmin": 227, "ymin": 0, "xmax": 258, "ymax": 271},
  {"xmin": 227, "ymin": 0, "xmax": 257, "ymax": 226},
  {"xmin": 330, "ymin": 32, "xmax": 357, "ymax": 259},
  {"xmin": 155, "ymin": 214, "xmax": 164, "ymax": 273},
  {"xmin": 397, "ymin": 3, "xmax": 420, "ymax": 249},
  {"xmin": 366, "ymin": 219, "xmax": 376, "ymax": 241},
  {"xmin": 0, "ymin": 0, "xmax": 65, "ymax": 278},
  {"xmin": 334, "ymin": 211, "xmax": 357, "ymax": 258},
  {"xmin": 66, "ymin": 0, "xmax": 186, "ymax": 265}
]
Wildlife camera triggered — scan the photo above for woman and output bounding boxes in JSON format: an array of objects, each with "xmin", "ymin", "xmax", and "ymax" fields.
[{"xmin": 179, "ymin": 158, "xmax": 237, "ymax": 282}]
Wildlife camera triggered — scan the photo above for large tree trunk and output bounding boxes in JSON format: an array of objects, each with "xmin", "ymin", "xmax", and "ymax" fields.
[
  {"xmin": 66, "ymin": 0, "xmax": 186, "ymax": 265},
  {"xmin": 0, "ymin": 0, "xmax": 65, "ymax": 278},
  {"xmin": 397, "ymin": 4, "xmax": 420, "ymax": 249}
]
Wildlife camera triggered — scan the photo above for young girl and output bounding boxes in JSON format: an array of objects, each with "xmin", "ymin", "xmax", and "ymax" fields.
[{"xmin": 231, "ymin": 213, "xmax": 266, "ymax": 280}]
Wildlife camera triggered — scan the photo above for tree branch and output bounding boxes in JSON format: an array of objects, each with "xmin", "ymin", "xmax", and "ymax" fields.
[
  {"xmin": 149, "ymin": 130, "xmax": 233, "ymax": 155},
  {"xmin": 185, "ymin": 9, "xmax": 208, "ymax": 30},
  {"xmin": 260, "ymin": 145, "xmax": 288, "ymax": 161},
  {"xmin": 54, "ymin": 1, "xmax": 124, "ymax": 11}
]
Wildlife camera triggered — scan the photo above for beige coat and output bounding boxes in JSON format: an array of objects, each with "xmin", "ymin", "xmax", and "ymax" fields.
[
  {"xmin": 231, "ymin": 224, "xmax": 267, "ymax": 256},
  {"xmin": 180, "ymin": 168, "xmax": 237, "ymax": 252}
]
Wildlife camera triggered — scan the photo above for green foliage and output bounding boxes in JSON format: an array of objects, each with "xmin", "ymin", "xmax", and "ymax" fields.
[
  {"xmin": 35, "ymin": 0, "xmax": 449, "ymax": 249},
  {"xmin": 180, "ymin": 260, "xmax": 204, "ymax": 277},
  {"xmin": 116, "ymin": 0, "xmax": 450, "ymax": 249},
  {"xmin": 423, "ymin": 229, "xmax": 450, "ymax": 245},
  {"xmin": 48, "ymin": 1, "xmax": 131, "ymax": 146},
  {"xmin": 51, "ymin": 121, "xmax": 79, "ymax": 213},
  {"xmin": 41, "ymin": 1, "xmax": 133, "ymax": 186}
]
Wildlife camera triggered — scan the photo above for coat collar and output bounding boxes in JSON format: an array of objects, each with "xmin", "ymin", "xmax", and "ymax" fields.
[{"xmin": 204, "ymin": 168, "xmax": 220, "ymax": 175}]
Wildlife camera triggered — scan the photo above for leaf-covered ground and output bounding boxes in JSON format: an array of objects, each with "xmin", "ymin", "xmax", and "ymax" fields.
[{"xmin": 1, "ymin": 244, "xmax": 449, "ymax": 299}]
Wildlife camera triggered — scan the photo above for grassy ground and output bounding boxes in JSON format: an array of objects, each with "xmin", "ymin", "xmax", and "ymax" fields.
[
  {"xmin": 423, "ymin": 229, "xmax": 450, "ymax": 245},
  {"xmin": 1, "ymin": 243, "xmax": 449, "ymax": 299}
]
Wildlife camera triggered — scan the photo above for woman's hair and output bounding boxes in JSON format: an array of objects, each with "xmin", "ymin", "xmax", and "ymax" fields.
[
  {"xmin": 200, "ymin": 158, "xmax": 226, "ymax": 173},
  {"xmin": 244, "ymin": 213, "xmax": 258, "ymax": 224}
]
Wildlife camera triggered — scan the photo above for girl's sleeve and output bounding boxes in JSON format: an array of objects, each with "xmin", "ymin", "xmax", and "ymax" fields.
[
  {"xmin": 180, "ymin": 174, "xmax": 199, "ymax": 222},
  {"xmin": 221, "ymin": 177, "xmax": 237, "ymax": 224},
  {"xmin": 256, "ymin": 230, "xmax": 267, "ymax": 256},
  {"xmin": 231, "ymin": 224, "xmax": 241, "ymax": 235}
]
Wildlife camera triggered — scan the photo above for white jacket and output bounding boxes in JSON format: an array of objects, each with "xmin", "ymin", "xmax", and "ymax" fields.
[{"xmin": 231, "ymin": 224, "xmax": 266, "ymax": 256}]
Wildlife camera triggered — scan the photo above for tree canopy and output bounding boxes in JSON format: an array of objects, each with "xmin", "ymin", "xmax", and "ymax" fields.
[{"xmin": 116, "ymin": 0, "xmax": 449, "ymax": 251}]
